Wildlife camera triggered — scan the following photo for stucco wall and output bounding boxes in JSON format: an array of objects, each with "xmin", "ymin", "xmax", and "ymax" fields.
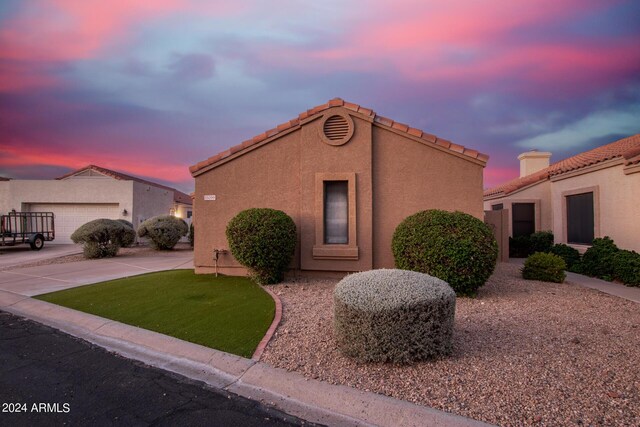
[
  {"xmin": 132, "ymin": 181, "xmax": 175, "ymax": 229},
  {"xmin": 371, "ymin": 126, "xmax": 485, "ymax": 268},
  {"xmin": 483, "ymin": 180, "xmax": 552, "ymax": 237},
  {"xmin": 0, "ymin": 179, "xmax": 134, "ymax": 214},
  {"xmin": 550, "ymin": 164, "xmax": 640, "ymax": 252},
  {"xmin": 193, "ymin": 106, "xmax": 486, "ymax": 275},
  {"xmin": 193, "ymin": 128, "xmax": 301, "ymax": 275}
]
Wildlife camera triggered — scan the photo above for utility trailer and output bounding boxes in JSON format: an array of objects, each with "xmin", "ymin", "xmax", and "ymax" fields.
[{"xmin": 0, "ymin": 212, "xmax": 55, "ymax": 250}]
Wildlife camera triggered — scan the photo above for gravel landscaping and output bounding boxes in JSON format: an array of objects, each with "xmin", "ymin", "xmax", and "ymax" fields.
[{"xmin": 261, "ymin": 263, "xmax": 640, "ymax": 426}]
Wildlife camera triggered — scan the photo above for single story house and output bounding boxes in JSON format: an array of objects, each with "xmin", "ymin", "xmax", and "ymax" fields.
[
  {"xmin": 190, "ymin": 98, "xmax": 489, "ymax": 276},
  {"xmin": 0, "ymin": 165, "xmax": 192, "ymax": 244},
  {"xmin": 483, "ymin": 134, "xmax": 640, "ymax": 252}
]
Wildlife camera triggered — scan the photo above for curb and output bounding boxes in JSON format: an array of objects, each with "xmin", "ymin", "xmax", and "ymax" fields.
[
  {"xmin": 0, "ymin": 290, "xmax": 493, "ymax": 427},
  {"xmin": 252, "ymin": 285, "xmax": 283, "ymax": 361}
]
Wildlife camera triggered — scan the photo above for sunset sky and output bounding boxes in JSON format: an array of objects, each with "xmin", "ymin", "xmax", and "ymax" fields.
[{"xmin": 1, "ymin": 0, "xmax": 639, "ymax": 192}]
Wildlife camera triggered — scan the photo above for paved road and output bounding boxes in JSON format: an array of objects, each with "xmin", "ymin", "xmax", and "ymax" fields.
[{"xmin": 0, "ymin": 311, "xmax": 317, "ymax": 427}]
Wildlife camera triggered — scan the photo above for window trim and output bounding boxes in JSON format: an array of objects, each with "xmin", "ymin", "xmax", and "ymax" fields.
[
  {"xmin": 313, "ymin": 172, "xmax": 358, "ymax": 260},
  {"xmin": 561, "ymin": 186, "xmax": 600, "ymax": 246}
]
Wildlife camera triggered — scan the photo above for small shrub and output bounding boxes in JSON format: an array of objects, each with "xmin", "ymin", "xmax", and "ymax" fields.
[
  {"xmin": 137, "ymin": 215, "xmax": 188, "ymax": 250},
  {"xmin": 580, "ymin": 236, "xmax": 619, "ymax": 280},
  {"xmin": 522, "ymin": 252, "xmax": 566, "ymax": 283},
  {"xmin": 509, "ymin": 235, "xmax": 532, "ymax": 258},
  {"xmin": 188, "ymin": 223, "xmax": 194, "ymax": 248},
  {"xmin": 70, "ymin": 219, "xmax": 130, "ymax": 259},
  {"xmin": 115, "ymin": 219, "xmax": 135, "ymax": 247},
  {"xmin": 226, "ymin": 208, "xmax": 297, "ymax": 284},
  {"xmin": 550, "ymin": 243, "xmax": 581, "ymax": 270},
  {"xmin": 612, "ymin": 250, "xmax": 640, "ymax": 287},
  {"xmin": 530, "ymin": 231, "xmax": 554, "ymax": 254},
  {"xmin": 392, "ymin": 210, "xmax": 498, "ymax": 296},
  {"xmin": 334, "ymin": 269, "xmax": 455, "ymax": 363}
]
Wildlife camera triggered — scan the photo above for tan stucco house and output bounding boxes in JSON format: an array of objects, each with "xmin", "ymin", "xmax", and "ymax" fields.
[
  {"xmin": 190, "ymin": 98, "xmax": 489, "ymax": 276},
  {"xmin": 483, "ymin": 134, "xmax": 640, "ymax": 252},
  {"xmin": 0, "ymin": 165, "xmax": 192, "ymax": 243}
]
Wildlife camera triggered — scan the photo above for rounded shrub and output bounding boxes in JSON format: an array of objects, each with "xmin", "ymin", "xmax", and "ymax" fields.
[
  {"xmin": 71, "ymin": 219, "xmax": 130, "ymax": 259},
  {"xmin": 392, "ymin": 210, "xmax": 498, "ymax": 296},
  {"xmin": 612, "ymin": 250, "xmax": 640, "ymax": 287},
  {"xmin": 137, "ymin": 215, "xmax": 188, "ymax": 250},
  {"xmin": 580, "ymin": 236, "xmax": 619, "ymax": 280},
  {"xmin": 550, "ymin": 243, "xmax": 581, "ymax": 270},
  {"xmin": 530, "ymin": 231, "xmax": 554, "ymax": 254},
  {"xmin": 115, "ymin": 219, "xmax": 136, "ymax": 247},
  {"xmin": 226, "ymin": 208, "xmax": 297, "ymax": 284},
  {"xmin": 334, "ymin": 269, "xmax": 456, "ymax": 363},
  {"xmin": 188, "ymin": 223, "xmax": 194, "ymax": 248},
  {"xmin": 522, "ymin": 252, "xmax": 566, "ymax": 283}
]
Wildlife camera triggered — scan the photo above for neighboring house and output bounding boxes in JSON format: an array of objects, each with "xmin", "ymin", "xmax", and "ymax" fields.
[
  {"xmin": 0, "ymin": 165, "xmax": 192, "ymax": 244},
  {"xmin": 190, "ymin": 98, "xmax": 489, "ymax": 276},
  {"xmin": 483, "ymin": 134, "xmax": 640, "ymax": 252}
]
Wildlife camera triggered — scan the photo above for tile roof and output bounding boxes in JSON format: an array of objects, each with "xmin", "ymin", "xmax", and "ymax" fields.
[
  {"xmin": 57, "ymin": 165, "xmax": 192, "ymax": 205},
  {"xmin": 484, "ymin": 133, "xmax": 640, "ymax": 198},
  {"xmin": 190, "ymin": 98, "xmax": 489, "ymax": 175}
]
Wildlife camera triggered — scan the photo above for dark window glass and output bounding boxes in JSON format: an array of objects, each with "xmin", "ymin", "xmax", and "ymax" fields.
[
  {"xmin": 567, "ymin": 192, "xmax": 594, "ymax": 244},
  {"xmin": 512, "ymin": 203, "xmax": 535, "ymax": 237},
  {"xmin": 492, "ymin": 203, "xmax": 503, "ymax": 211},
  {"xmin": 324, "ymin": 181, "xmax": 348, "ymax": 244},
  {"xmin": 187, "ymin": 211, "xmax": 192, "ymax": 219}
]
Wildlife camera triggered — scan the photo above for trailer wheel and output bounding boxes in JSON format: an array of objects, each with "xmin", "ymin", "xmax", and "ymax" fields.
[{"xmin": 30, "ymin": 235, "xmax": 45, "ymax": 251}]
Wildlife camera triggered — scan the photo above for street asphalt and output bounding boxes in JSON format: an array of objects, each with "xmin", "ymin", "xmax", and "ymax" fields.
[{"xmin": 0, "ymin": 311, "xmax": 317, "ymax": 427}]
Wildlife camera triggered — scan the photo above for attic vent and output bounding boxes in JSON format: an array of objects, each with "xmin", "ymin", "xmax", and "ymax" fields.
[
  {"xmin": 323, "ymin": 115, "xmax": 350, "ymax": 141},
  {"xmin": 319, "ymin": 112, "xmax": 354, "ymax": 146}
]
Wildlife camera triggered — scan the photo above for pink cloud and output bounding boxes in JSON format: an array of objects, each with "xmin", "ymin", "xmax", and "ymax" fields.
[
  {"xmin": 484, "ymin": 166, "xmax": 519, "ymax": 188},
  {"xmin": 0, "ymin": 143, "xmax": 191, "ymax": 183}
]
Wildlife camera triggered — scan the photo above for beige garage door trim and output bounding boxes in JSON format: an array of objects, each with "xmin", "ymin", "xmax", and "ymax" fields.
[{"xmin": 27, "ymin": 203, "xmax": 121, "ymax": 244}]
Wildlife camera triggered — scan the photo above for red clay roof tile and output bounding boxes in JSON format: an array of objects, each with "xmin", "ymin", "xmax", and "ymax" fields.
[
  {"xmin": 190, "ymin": 98, "xmax": 489, "ymax": 175},
  {"xmin": 407, "ymin": 127, "xmax": 423, "ymax": 138},
  {"xmin": 391, "ymin": 121, "xmax": 409, "ymax": 132},
  {"xmin": 484, "ymin": 134, "xmax": 640, "ymax": 198}
]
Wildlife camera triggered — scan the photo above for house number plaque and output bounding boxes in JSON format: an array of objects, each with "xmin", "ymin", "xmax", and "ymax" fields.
[{"xmin": 204, "ymin": 195, "xmax": 216, "ymax": 201}]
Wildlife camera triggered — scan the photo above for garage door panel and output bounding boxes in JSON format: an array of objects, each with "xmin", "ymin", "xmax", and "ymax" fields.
[{"xmin": 27, "ymin": 204, "xmax": 120, "ymax": 244}]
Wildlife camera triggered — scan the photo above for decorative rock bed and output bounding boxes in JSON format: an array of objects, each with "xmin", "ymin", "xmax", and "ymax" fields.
[{"xmin": 333, "ymin": 269, "xmax": 456, "ymax": 363}]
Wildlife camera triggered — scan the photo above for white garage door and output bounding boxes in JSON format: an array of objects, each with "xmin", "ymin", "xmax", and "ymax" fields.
[{"xmin": 27, "ymin": 203, "xmax": 121, "ymax": 244}]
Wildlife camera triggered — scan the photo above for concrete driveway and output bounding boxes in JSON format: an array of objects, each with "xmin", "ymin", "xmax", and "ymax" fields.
[
  {"xmin": 0, "ymin": 250, "xmax": 193, "ymax": 296},
  {"xmin": 0, "ymin": 243, "xmax": 82, "ymax": 270}
]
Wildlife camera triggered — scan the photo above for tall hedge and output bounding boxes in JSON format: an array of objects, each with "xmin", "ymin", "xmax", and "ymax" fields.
[
  {"xmin": 226, "ymin": 208, "xmax": 297, "ymax": 284},
  {"xmin": 392, "ymin": 210, "xmax": 498, "ymax": 296}
]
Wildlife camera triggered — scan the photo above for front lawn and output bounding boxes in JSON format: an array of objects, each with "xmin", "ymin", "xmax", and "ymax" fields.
[{"xmin": 35, "ymin": 270, "xmax": 274, "ymax": 358}]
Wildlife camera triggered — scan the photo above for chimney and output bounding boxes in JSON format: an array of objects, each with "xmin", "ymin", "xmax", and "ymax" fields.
[{"xmin": 517, "ymin": 151, "xmax": 551, "ymax": 177}]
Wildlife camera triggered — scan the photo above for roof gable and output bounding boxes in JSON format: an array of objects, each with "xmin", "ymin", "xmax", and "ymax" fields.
[
  {"xmin": 484, "ymin": 133, "xmax": 640, "ymax": 198},
  {"xmin": 57, "ymin": 165, "xmax": 192, "ymax": 205},
  {"xmin": 190, "ymin": 98, "xmax": 489, "ymax": 176}
]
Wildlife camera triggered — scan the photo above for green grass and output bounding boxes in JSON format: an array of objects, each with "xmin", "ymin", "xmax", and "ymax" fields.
[{"xmin": 35, "ymin": 270, "xmax": 275, "ymax": 358}]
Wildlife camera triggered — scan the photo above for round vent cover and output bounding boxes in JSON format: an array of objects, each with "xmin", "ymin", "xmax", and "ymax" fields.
[{"xmin": 320, "ymin": 112, "xmax": 354, "ymax": 146}]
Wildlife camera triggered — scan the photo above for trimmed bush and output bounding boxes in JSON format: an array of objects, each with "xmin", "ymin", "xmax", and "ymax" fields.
[
  {"xmin": 115, "ymin": 219, "xmax": 136, "ymax": 247},
  {"xmin": 530, "ymin": 231, "xmax": 554, "ymax": 254},
  {"xmin": 226, "ymin": 208, "xmax": 297, "ymax": 284},
  {"xmin": 71, "ymin": 219, "xmax": 130, "ymax": 259},
  {"xmin": 550, "ymin": 243, "xmax": 581, "ymax": 270},
  {"xmin": 579, "ymin": 236, "xmax": 619, "ymax": 281},
  {"xmin": 612, "ymin": 250, "xmax": 640, "ymax": 287},
  {"xmin": 334, "ymin": 269, "xmax": 455, "ymax": 363},
  {"xmin": 392, "ymin": 210, "xmax": 498, "ymax": 296},
  {"xmin": 137, "ymin": 215, "xmax": 188, "ymax": 250},
  {"xmin": 509, "ymin": 235, "xmax": 531, "ymax": 258},
  {"xmin": 522, "ymin": 252, "xmax": 566, "ymax": 283}
]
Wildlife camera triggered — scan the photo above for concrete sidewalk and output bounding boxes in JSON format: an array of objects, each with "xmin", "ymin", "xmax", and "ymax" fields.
[
  {"xmin": 510, "ymin": 258, "xmax": 640, "ymax": 303},
  {"xmin": 0, "ymin": 254, "xmax": 490, "ymax": 427}
]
